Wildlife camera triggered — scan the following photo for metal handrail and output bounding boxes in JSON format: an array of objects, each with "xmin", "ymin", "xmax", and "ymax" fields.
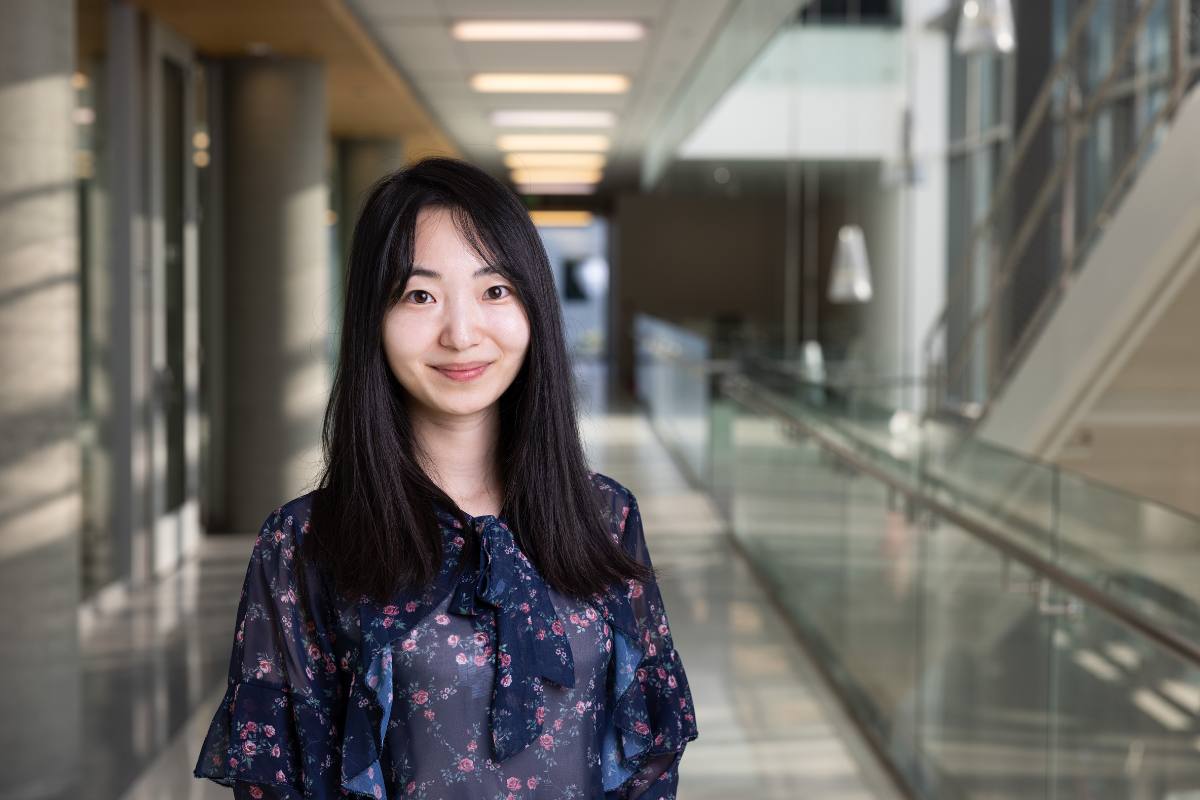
[
  {"xmin": 922, "ymin": 0, "xmax": 1194, "ymax": 423},
  {"xmin": 721, "ymin": 371, "xmax": 1200, "ymax": 668}
]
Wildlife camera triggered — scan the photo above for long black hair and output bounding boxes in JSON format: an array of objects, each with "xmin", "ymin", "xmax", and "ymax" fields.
[{"xmin": 303, "ymin": 157, "xmax": 653, "ymax": 605}]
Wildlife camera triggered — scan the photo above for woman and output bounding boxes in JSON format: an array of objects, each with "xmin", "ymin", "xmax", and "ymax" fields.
[{"xmin": 193, "ymin": 157, "xmax": 698, "ymax": 799}]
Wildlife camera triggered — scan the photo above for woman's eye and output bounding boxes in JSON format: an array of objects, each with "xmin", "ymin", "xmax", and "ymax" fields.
[
  {"xmin": 486, "ymin": 285, "xmax": 512, "ymax": 300},
  {"xmin": 404, "ymin": 289, "xmax": 433, "ymax": 304}
]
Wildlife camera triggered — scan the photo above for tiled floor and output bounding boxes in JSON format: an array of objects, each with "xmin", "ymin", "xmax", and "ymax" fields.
[{"xmin": 91, "ymin": 366, "xmax": 899, "ymax": 800}]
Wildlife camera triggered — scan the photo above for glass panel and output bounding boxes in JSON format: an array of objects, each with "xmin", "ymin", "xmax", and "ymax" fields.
[
  {"xmin": 918, "ymin": 524, "xmax": 1054, "ymax": 799},
  {"xmin": 1049, "ymin": 585, "xmax": 1200, "ymax": 799},
  {"xmin": 718, "ymin": 371, "xmax": 1200, "ymax": 800}
]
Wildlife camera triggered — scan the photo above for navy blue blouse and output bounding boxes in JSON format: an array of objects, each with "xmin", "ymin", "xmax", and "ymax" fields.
[{"xmin": 193, "ymin": 472, "xmax": 699, "ymax": 799}]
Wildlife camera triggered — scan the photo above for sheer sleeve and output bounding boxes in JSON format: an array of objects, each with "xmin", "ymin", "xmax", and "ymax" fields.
[
  {"xmin": 607, "ymin": 486, "xmax": 700, "ymax": 800},
  {"xmin": 193, "ymin": 499, "xmax": 344, "ymax": 799}
]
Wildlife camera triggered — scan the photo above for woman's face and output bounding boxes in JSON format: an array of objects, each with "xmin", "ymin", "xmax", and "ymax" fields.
[{"xmin": 382, "ymin": 206, "xmax": 531, "ymax": 421}]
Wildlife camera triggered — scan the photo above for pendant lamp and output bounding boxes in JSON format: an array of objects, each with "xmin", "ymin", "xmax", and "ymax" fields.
[
  {"xmin": 955, "ymin": 0, "xmax": 1016, "ymax": 55},
  {"xmin": 828, "ymin": 224, "xmax": 873, "ymax": 303}
]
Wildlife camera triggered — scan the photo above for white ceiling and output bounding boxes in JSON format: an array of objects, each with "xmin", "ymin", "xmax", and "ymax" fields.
[{"xmin": 345, "ymin": 0, "xmax": 737, "ymax": 192}]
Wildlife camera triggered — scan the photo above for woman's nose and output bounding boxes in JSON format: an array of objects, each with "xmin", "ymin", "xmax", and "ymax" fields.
[{"xmin": 440, "ymin": 295, "xmax": 484, "ymax": 350}]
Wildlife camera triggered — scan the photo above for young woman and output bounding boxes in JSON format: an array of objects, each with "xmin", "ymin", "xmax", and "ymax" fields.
[{"xmin": 193, "ymin": 157, "xmax": 699, "ymax": 799}]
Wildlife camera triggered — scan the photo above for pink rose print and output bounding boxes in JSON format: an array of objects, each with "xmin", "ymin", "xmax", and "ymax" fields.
[
  {"xmin": 500, "ymin": 673, "xmax": 512, "ymax": 687},
  {"xmin": 275, "ymin": 770, "xmax": 286, "ymax": 783},
  {"xmin": 402, "ymin": 638, "xmax": 416, "ymax": 651},
  {"xmin": 435, "ymin": 614, "xmax": 450, "ymax": 625},
  {"xmin": 473, "ymin": 654, "xmax": 487, "ymax": 667},
  {"xmin": 535, "ymin": 706, "xmax": 545, "ymax": 724},
  {"xmin": 412, "ymin": 689, "xmax": 429, "ymax": 705},
  {"xmin": 373, "ymin": 784, "xmax": 382, "ymax": 799},
  {"xmin": 634, "ymin": 720, "xmax": 651, "ymax": 735},
  {"xmin": 405, "ymin": 600, "xmax": 418, "ymax": 612},
  {"xmin": 447, "ymin": 634, "xmax": 459, "ymax": 646},
  {"xmin": 668, "ymin": 675, "xmax": 677, "ymax": 688},
  {"xmin": 527, "ymin": 777, "xmax": 538, "ymax": 789},
  {"xmin": 539, "ymin": 733, "xmax": 554, "ymax": 749},
  {"xmin": 424, "ymin": 708, "xmax": 435, "ymax": 720},
  {"xmin": 473, "ymin": 631, "xmax": 488, "ymax": 646},
  {"xmin": 458, "ymin": 757, "xmax": 474, "ymax": 772},
  {"xmin": 500, "ymin": 653, "xmax": 511, "ymax": 667},
  {"xmin": 382, "ymin": 617, "xmax": 393, "ymax": 628},
  {"xmin": 307, "ymin": 643, "xmax": 321, "ymax": 660},
  {"xmin": 249, "ymin": 786, "xmax": 264, "ymax": 799},
  {"xmin": 554, "ymin": 718, "xmax": 563, "ymax": 730},
  {"xmin": 242, "ymin": 741, "xmax": 256, "ymax": 755},
  {"xmin": 551, "ymin": 619, "xmax": 565, "ymax": 636},
  {"xmin": 575, "ymin": 700, "xmax": 587, "ymax": 714},
  {"xmin": 456, "ymin": 652, "xmax": 469, "ymax": 665},
  {"xmin": 467, "ymin": 740, "xmax": 477, "ymax": 752},
  {"xmin": 245, "ymin": 721, "xmax": 258, "ymax": 733},
  {"xmin": 383, "ymin": 605, "xmax": 399, "ymax": 616},
  {"xmin": 507, "ymin": 777, "xmax": 522, "ymax": 791},
  {"xmin": 628, "ymin": 580, "xmax": 644, "ymax": 599},
  {"xmin": 406, "ymin": 782, "xmax": 416, "ymax": 793},
  {"xmin": 263, "ymin": 725, "xmax": 275, "ymax": 737},
  {"xmin": 270, "ymin": 744, "xmax": 281, "ymax": 757},
  {"xmin": 258, "ymin": 660, "xmax": 271, "ymax": 675}
]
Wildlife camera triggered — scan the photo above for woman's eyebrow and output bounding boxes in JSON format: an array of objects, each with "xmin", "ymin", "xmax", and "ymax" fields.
[{"xmin": 410, "ymin": 265, "xmax": 501, "ymax": 279}]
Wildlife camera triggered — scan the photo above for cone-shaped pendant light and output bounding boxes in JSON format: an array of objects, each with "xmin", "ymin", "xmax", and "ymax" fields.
[
  {"xmin": 955, "ymin": 0, "xmax": 1016, "ymax": 55},
  {"xmin": 828, "ymin": 225, "xmax": 873, "ymax": 303}
]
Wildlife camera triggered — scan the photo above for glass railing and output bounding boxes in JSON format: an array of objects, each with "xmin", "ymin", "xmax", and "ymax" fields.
[{"xmin": 714, "ymin": 365, "xmax": 1200, "ymax": 800}]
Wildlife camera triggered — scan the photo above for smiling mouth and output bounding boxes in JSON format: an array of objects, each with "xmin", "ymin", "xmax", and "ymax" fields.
[{"xmin": 431, "ymin": 362, "xmax": 492, "ymax": 382}]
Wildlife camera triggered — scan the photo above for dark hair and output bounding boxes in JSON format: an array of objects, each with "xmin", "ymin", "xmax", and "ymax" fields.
[{"xmin": 303, "ymin": 156, "xmax": 653, "ymax": 605}]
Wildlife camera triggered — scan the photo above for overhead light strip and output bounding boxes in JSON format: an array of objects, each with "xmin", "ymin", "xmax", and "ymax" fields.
[
  {"xmin": 472, "ymin": 73, "xmax": 629, "ymax": 94},
  {"xmin": 453, "ymin": 20, "xmax": 646, "ymax": 42}
]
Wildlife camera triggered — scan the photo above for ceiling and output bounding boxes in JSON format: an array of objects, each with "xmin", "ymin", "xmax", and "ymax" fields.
[
  {"xmin": 126, "ymin": 0, "xmax": 458, "ymax": 150},
  {"xmin": 344, "ymin": 0, "xmax": 737, "ymax": 192}
]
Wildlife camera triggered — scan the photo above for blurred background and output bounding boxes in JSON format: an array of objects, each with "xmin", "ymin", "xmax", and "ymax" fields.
[{"xmin": 4, "ymin": 0, "xmax": 1200, "ymax": 798}]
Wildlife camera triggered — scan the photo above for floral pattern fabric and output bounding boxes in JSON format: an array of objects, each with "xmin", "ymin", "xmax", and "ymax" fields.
[{"xmin": 193, "ymin": 472, "xmax": 698, "ymax": 799}]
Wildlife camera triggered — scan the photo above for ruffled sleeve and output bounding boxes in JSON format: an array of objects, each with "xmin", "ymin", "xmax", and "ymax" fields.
[
  {"xmin": 193, "ymin": 497, "xmax": 346, "ymax": 799},
  {"xmin": 598, "ymin": 479, "xmax": 700, "ymax": 800}
]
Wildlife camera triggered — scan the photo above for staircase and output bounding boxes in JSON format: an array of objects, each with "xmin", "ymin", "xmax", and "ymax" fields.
[{"xmin": 922, "ymin": 0, "xmax": 1200, "ymax": 514}]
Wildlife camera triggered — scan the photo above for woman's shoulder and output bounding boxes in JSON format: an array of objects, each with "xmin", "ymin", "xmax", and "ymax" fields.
[{"xmin": 587, "ymin": 469, "xmax": 636, "ymax": 507}]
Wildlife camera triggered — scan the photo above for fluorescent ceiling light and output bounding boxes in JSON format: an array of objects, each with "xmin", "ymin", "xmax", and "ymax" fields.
[
  {"xmin": 497, "ymin": 134, "xmax": 610, "ymax": 152},
  {"xmin": 529, "ymin": 210, "xmax": 595, "ymax": 227},
  {"xmin": 490, "ymin": 110, "xmax": 617, "ymax": 128},
  {"xmin": 472, "ymin": 73, "xmax": 629, "ymax": 94},
  {"xmin": 516, "ymin": 182, "xmax": 597, "ymax": 195},
  {"xmin": 511, "ymin": 168, "xmax": 603, "ymax": 185},
  {"xmin": 453, "ymin": 20, "xmax": 645, "ymax": 42},
  {"xmin": 505, "ymin": 153, "xmax": 607, "ymax": 169}
]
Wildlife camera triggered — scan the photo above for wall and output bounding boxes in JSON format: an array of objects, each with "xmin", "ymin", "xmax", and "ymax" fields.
[{"xmin": 612, "ymin": 193, "xmax": 787, "ymax": 391}]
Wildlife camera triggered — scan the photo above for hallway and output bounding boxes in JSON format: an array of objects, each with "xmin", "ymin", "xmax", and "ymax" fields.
[{"xmin": 94, "ymin": 373, "xmax": 899, "ymax": 800}]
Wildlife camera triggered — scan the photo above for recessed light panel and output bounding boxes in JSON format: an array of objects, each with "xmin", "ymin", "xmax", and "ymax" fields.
[
  {"xmin": 453, "ymin": 20, "xmax": 645, "ymax": 42},
  {"xmin": 472, "ymin": 74, "xmax": 629, "ymax": 94}
]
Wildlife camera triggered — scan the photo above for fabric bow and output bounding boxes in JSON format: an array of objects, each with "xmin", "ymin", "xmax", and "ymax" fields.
[{"xmin": 447, "ymin": 514, "xmax": 576, "ymax": 762}]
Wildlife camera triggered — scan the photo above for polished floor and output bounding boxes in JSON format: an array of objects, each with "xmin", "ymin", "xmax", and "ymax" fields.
[{"xmin": 79, "ymin": 367, "xmax": 900, "ymax": 800}]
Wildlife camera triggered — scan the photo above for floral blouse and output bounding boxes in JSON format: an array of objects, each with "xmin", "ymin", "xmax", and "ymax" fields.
[{"xmin": 193, "ymin": 472, "xmax": 699, "ymax": 799}]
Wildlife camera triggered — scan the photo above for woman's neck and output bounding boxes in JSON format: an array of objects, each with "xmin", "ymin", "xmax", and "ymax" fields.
[{"xmin": 411, "ymin": 402, "xmax": 503, "ymax": 517}]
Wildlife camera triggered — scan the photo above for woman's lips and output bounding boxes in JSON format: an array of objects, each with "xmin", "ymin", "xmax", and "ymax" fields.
[{"xmin": 432, "ymin": 362, "xmax": 491, "ymax": 382}]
